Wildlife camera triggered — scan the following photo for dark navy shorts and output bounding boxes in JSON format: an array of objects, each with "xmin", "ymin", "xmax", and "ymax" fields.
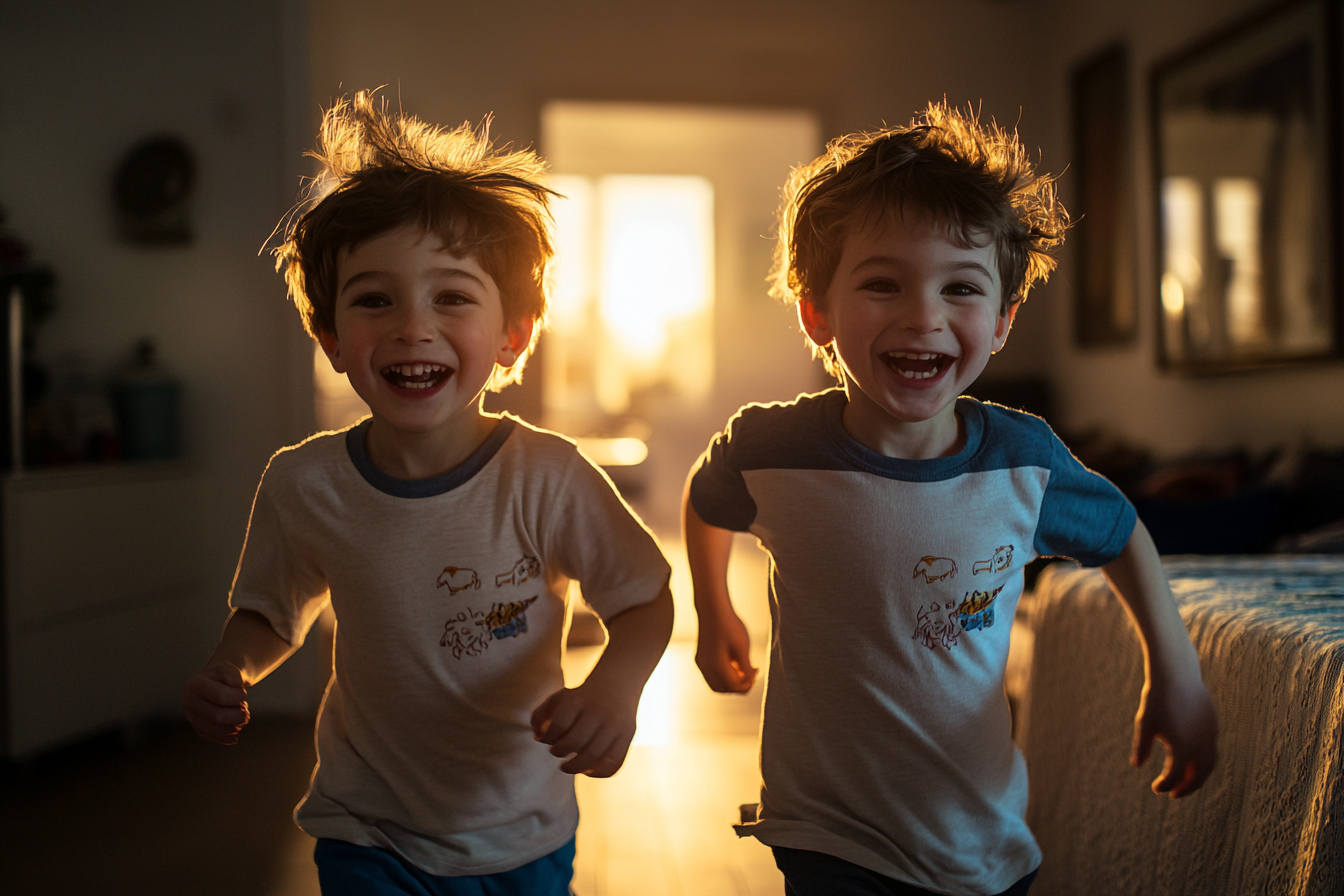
[
  {"xmin": 313, "ymin": 836, "xmax": 575, "ymax": 896},
  {"xmin": 772, "ymin": 846, "xmax": 1037, "ymax": 896}
]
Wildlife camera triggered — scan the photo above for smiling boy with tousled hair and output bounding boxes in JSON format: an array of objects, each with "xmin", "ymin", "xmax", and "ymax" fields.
[
  {"xmin": 182, "ymin": 91, "xmax": 673, "ymax": 896},
  {"xmin": 685, "ymin": 102, "xmax": 1217, "ymax": 896}
]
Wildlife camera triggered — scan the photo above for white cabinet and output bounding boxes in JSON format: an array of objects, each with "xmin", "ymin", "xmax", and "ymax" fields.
[{"xmin": 3, "ymin": 463, "xmax": 211, "ymax": 758}]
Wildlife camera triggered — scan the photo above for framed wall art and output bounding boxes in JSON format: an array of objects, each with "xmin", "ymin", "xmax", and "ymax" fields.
[{"xmin": 1150, "ymin": 0, "xmax": 1342, "ymax": 371}]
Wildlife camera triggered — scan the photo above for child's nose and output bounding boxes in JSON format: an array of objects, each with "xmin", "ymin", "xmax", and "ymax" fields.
[
  {"xmin": 392, "ymin": 303, "xmax": 436, "ymax": 342},
  {"xmin": 897, "ymin": 291, "xmax": 945, "ymax": 333}
]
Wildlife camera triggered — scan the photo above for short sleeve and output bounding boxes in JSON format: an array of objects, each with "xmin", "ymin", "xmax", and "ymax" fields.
[
  {"xmin": 228, "ymin": 462, "xmax": 331, "ymax": 647},
  {"xmin": 1035, "ymin": 436, "xmax": 1137, "ymax": 567},
  {"xmin": 540, "ymin": 452, "xmax": 671, "ymax": 622},
  {"xmin": 689, "ymin": 413, "xmax": 758, "ymax": 532}
]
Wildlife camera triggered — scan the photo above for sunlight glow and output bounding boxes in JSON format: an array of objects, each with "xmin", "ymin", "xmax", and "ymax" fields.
[
  {"xmin": 598, "ymin": 175, "xmax": 714, "ymax": 356},
  {"xmin": 575, "ymin": 436, "xmax": 649, "ymax": 467},
  {"xmin": 632, "ymin": 651, "xmax": 675, "ymax": 746},
  {"xmin": 544, "ymin": 173, "xmax": 715, "ymax": 421},
  {"xmin": 1161, "ymin": 273, "xmax": 1185, "ymax": 315},
  {"xmin": 1214, "ymin": 177, "xmax": 1263, "ymax": 346},
  {"xmin": 548, "ymin": 175, "xmax": 595, "ymax": 335}
]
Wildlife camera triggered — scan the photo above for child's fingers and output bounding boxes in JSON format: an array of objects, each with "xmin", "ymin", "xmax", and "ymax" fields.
[
  {"xmin": 1130, "ymin": 710, "xmax": 1155, "ymax": 767},
  {"xmin": 1157, "ymin": 741, "xmax": 1215, "ymax": 798},
  {"xmin": 547, "ymin": 712, "xmax": 604, "ymax": 760},
  {"xmin": 183, "ymin": 688, "xmax": 250, "ymax": 728},
  {"xmin": 559, "ymin": 726, "xmax": 622, "ymax": 776},
  {"xmin": 531, "ymin": 690, "xmax": 581, "ymax": 744},
  {"xmin": 574, "ymin": 729, "xmax": 634, "ymax": 778},
  {"xmin": 696, "ymin": 651, "xmax": 753, "ymax": 694},
  {"xmin": 197, "ymin": 677, "xmax": 248, "ymax": 709},
  {"xmin": 529, "ymin": 691, "xmax": 561, "ymax": 738}
]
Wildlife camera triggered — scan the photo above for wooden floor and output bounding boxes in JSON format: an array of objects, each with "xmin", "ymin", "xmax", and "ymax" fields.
[{"xmin": 1, "ymin": 534, "xmax": 780, "ymax": 895}]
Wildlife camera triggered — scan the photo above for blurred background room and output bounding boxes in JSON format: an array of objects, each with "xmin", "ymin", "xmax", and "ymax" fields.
[{"xmin": 2, "ymin": 1, "xmax": 1343, "ymax": 894}]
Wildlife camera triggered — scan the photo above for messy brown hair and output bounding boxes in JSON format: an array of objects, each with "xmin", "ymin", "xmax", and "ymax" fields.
[
  {"xmin": 773, "ymin": 101, "xmax": 1068, "ymax": 377},
  {"xmin": 273, "ymin": 90, "xmax": 555, "ymax": 390}
]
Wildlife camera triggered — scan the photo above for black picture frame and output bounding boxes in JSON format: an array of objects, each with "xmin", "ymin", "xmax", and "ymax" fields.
[
  {"xmin": 1072, "ymin": 44, "xmax": 1138, "ymax": 348},
  {"xmin": 1150, "ymin": 0, "xmax": 1343, "ymax": 372}
]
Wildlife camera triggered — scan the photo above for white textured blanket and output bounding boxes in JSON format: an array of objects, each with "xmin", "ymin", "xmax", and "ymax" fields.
[{"xmin": 1022, "ymin": 556, "xmax": 1344, "ymax": 896}]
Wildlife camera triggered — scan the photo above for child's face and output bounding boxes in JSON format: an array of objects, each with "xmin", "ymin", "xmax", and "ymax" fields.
[
  {"xmin": 801, "ymin": 212, "xmax": 1016, "ymax": 453},
  {"xmin": 319, "ymin": 225, "xmax": 530, "ymax": 438}
]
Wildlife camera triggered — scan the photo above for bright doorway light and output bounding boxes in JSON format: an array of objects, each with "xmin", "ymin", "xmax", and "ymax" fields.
[{"xmin": 547, "ymin": 173, "xmax": 715, "ymax": 424}]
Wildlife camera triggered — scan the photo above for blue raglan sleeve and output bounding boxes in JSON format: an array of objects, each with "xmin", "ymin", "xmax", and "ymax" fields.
[
  {"xmin": 1034, "ymin": 431, "xmax": 1136, "ymax": 567},
  {"xmin": 688, "ymin": 408, "xmax": 759, "ymax": 533}
]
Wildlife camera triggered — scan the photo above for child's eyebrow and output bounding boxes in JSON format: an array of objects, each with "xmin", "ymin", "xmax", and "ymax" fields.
[
  {"xmin": 338, "ymin": 266, "xmax": 489, "ymax": 296},
  {"xmin": 850, "ymin": 256, "xmax": 995, "ymax": 280}
]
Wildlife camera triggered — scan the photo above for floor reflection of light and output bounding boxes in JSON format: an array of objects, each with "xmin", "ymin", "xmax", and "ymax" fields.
[{"xmin": 633, "ymin": 651, "xmax": 676, "ymax": 746}]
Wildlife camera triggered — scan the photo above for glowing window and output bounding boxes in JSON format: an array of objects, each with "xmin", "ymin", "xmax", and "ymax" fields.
[
  {"xmin": 547, "ymin": 174, "xmax": 714, "ymax": 422},
  {"xmin": 1214, "ymin": 177, "xmax": 1263, "ymax": 346}
]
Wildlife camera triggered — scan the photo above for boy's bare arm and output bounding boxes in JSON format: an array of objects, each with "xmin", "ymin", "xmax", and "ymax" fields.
[
  {"xmin": 1100, "ymin": 519, "xmax": 1218, "ymax": 798},
  {"xmin": 684, "ymin": 489, "xmax": 757, "ymax": 693},
  {"xmin": 531, "ymin": 580, "xmax": 673, "ymax": 777},
  {"xmin": 182, "ymin": 608, "xmax": 298, "ymax": 745}
]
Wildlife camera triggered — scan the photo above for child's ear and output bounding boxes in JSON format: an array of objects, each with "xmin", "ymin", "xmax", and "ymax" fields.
[
  {"xmin": 317, "ymin": 328, "xmax": 346, "ymax": 373},
  {"xmin": 991, "ymin": 299, "xmax": 1021, "ymax": 354},
  {"xmin": 496, "ymin": 317, "xmax": 535, "ymax": 368},
  {"xmin": 798, "ymin": 296, "xmax": 834, "ymax": 347}
]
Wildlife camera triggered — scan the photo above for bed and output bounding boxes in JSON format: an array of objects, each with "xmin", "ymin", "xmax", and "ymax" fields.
[{"xmin": 1017, "ymin": 555, "xmax": 1344, "ymax": 896}]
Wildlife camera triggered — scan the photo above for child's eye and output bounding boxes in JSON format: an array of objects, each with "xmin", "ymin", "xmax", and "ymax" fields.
[
  {"xmin": 860, "ymin": 278, "xmax": 899, "ymax": 294},
  {"xmin": 435, "ymin": 291, "xmax": 474, "ymax": 307},
  {"xmin": 352, "ymin": 292, "xmax": 391, "ymax": 308},
  {"xmin": 944, "ymin": 282, "xmax": 985, "ymax": 298}
]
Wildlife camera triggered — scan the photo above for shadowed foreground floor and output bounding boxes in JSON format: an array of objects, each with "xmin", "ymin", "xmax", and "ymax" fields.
[{"xmin": 0, "ymin": 717, "xmax": 320, "ymax": 896}]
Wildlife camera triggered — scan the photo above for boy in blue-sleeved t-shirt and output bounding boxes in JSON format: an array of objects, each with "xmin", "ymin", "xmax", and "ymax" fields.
[{"xmin": 684, "ymin": 103, "xmax": 1218, "ymax": 896}]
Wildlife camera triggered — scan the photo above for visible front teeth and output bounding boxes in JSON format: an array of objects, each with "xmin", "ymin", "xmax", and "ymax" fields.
[
  {"xmin": 883, "ymin": 351, "xmax": 946, "ymax": 379},
  {"xmin": 388, "ymin": 364, "xmax": 446, "ymax": 376},
  {"xmin": 383, "ymin": 363, "xmax": 450, "ymax": 389}
]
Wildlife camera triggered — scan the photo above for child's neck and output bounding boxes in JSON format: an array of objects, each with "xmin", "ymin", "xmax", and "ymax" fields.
[
  {"xmin": 840, "ymin": 389, "xmax": 965, "ymax": 460},
  {"xmin": 363, "ymin": 408, "xmax": 500, "ymax": 481}
]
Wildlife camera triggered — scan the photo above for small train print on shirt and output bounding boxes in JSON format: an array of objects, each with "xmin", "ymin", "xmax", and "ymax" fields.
[
  {"xmin": 909, "ymin": 545, "xmax": 1013, "ymax": 651},
  {"xmin": 433, "ymin": 555, "xmax": 545, "ymax": 659}
]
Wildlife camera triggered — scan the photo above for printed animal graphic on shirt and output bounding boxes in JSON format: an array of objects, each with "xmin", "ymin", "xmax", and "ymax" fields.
[
  {"xmin": 436, "ymin": 566, "xmax": 481, "ymax": 594},
  {"xmin": 911, "ymin": 601, "xmax": 961, "ymax": 651},
  {"xmin": 957, "ymin": 585, "xmax": 1003, "ymax": 633},
  {"xmin": 972, "ymin": 545, "xmax": 1014, "ymax": 576},
  {"xmin": 439, "ymin": 596, "xmax": 540, "ymax": 659},
  {"xmin": 440, "ymin": 608, "xmax": 492, "ymax": 659},
  {"xmin": 913, "ymin": 556, "xmax": 958, "ymax": 583},
  {"xmin": 495, "ymin": 555, "xmax": 542, "ymax": 587}
]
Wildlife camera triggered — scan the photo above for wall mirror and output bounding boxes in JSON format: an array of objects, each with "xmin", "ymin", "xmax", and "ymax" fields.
[{"xmin": 1151, "ymin": 0, "xmax": 1341, "ymax": 372}]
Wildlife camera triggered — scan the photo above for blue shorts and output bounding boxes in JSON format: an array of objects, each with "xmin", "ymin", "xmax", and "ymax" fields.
[
  {"xmin": 772, "ymin": 846, "xmax": 1037, "ymax": 896},
  {"xmin": 313, "ymin": 837, "xmax": 575, "ymax": 896}
]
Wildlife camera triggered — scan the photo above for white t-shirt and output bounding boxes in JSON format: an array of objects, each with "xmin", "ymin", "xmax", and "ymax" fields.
[{"xmin": 230, "ymin": 416, "xmax": 670, "ymax": 876}]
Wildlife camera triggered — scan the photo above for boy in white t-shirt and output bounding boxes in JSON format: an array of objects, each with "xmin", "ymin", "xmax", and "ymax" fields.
[{"xmin": 182, "ymin": 91, "xmax": 672, "ymax": 895}]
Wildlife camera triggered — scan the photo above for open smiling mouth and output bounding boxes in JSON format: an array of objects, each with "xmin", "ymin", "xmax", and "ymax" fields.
[
  {"xmin": 382, "ymin": 363, "xmax": 452, "ymax": 390},
  {"xmin": 882, "ymin": 351, "xmax": 951, "ymax": 380}
]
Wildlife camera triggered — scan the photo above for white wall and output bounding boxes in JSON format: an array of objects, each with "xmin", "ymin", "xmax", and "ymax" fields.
[
  {"xmin": 1037, "ymin": 0, "xmax": 1344, "ymax": 456},
  {"xmin": 0, "ymin": 1, "xmax": 318, "ymax": 694}
]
